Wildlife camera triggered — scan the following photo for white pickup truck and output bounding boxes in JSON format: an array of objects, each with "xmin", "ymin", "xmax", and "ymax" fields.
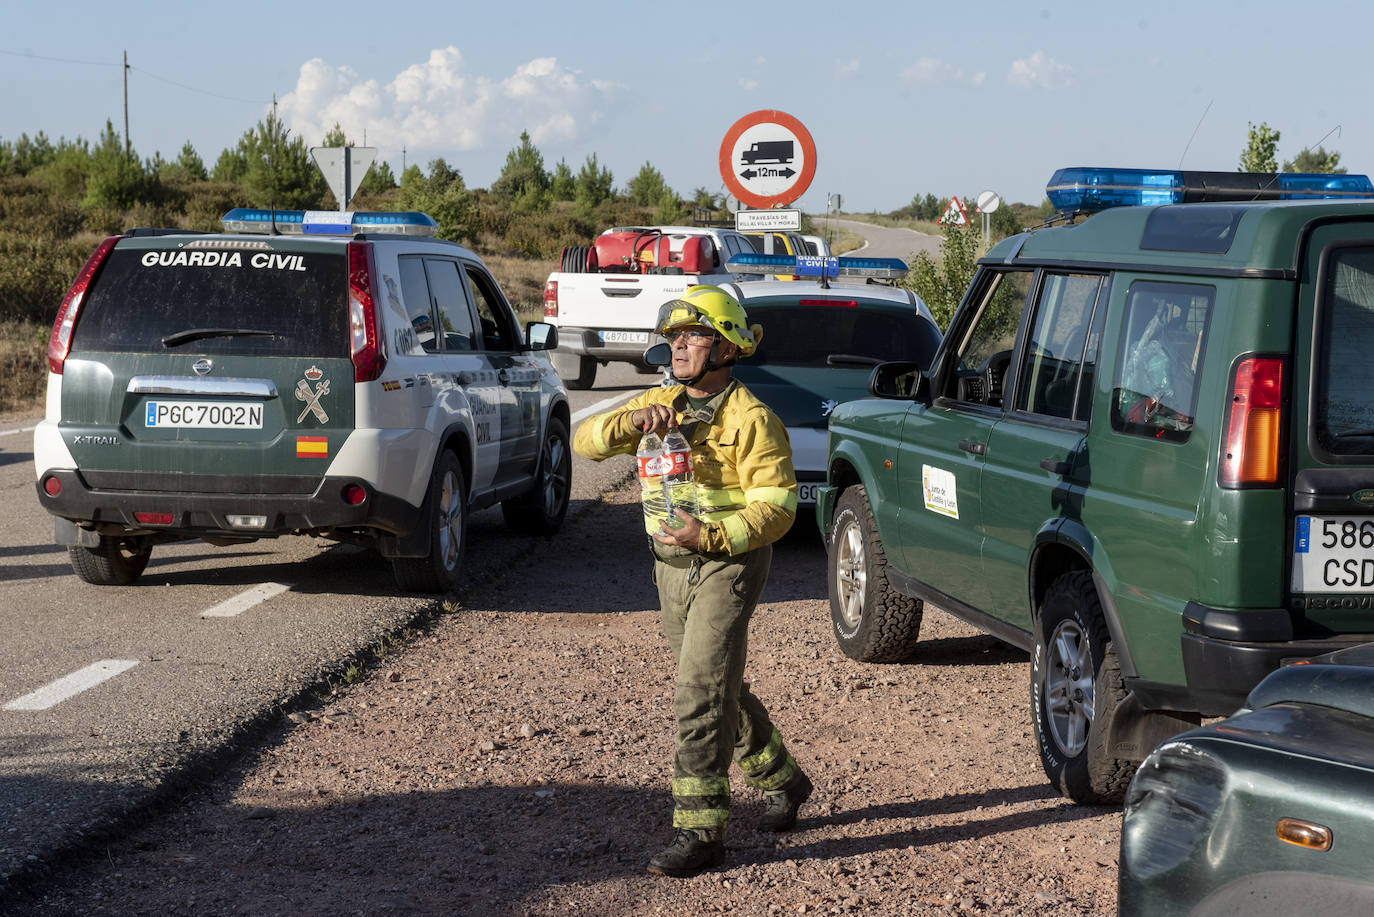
[{"xmin": 541, "ymin": 225, "xmax": 756, "ymax": 389}]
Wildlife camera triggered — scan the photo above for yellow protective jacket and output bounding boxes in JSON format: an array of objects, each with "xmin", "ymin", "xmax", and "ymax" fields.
[{"xmin": 574, "ymin": 379, "xmax": 797, "ymax": 555}]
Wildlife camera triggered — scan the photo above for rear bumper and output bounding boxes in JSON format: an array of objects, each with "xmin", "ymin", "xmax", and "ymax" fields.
[
  {"xmin": 34, "ymin": 468, "xmax": 417, "ymax": 540},
  {"xmin": 1129, "ymin": 602, "xmax": 1374, "ymax": 715}
]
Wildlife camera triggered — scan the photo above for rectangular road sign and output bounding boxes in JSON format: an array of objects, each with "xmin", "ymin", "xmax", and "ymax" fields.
[{"xmin": 735, "ymin": 208, "xmax": 802, "ymax": 232}]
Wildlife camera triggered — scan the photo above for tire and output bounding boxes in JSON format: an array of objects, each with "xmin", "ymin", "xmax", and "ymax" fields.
[
  {"xmin": 502, "ymin": 418, "xmax": 572, "ymax": 535},
  {"xmin": 1031, "ymin": 570, "xmax": 1136, "ymax": 805},
  {"xmin": 553, "ymin": 352, "xmax": 596, "ymax": 390},
  {"xmin": 68, "ymin": 534, "xmax": 152, "ymax": 586},
  {"xmin": 391, "ymin": 450, "xmax": 467, "ymax": 594},
  {"xmin": 827, "ymin": 485, "xmax": 922, "ymax": 662}
]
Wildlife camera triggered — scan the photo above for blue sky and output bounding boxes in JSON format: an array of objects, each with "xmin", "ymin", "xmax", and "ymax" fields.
[{"xmin": 4, "ymin": 0, "xmax": 1371, "ymax": 212}]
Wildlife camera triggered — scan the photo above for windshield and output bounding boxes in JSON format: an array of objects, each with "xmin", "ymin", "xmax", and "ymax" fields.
[
  {"xmin": 744, "ymin": 301, "xmax": 940, "ymax": 368},
  {"xmin": 72, "ymin": 246, "xmax": 348, "ymax": 357}
]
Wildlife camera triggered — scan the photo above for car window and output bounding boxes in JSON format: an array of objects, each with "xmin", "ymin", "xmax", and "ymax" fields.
[
  {"xmin": 1315, "ymin": 244, "xmax": 1374, "ymax": 455},
  {"xmin": 423, "ymin": 258, "xmax": 477, "ymax": 352},
  {"xmin": 72, "ymin": 246, "xmax": 348, "ymax": 357},
  {"xmin": 1111, "ymin": 280, "xmax": 1213, "ymax": 442},
  {"xmin": 1014, "ymin": 273, "xmax": 1105, "ymax": 421},
  {"xmin": 397, "ymin": 256, "xmax": 439, "ymax": 354},
  {"xmin": 746, "ymin": 302, "xmax": 940, "ymax": 368},
  {"xmin": 462, "ymin": 264, "xmax": 516, "ymax": 351},
  {"xmin": 941, "ymin": 270, "xmax": 1034, "ymax": 407}
]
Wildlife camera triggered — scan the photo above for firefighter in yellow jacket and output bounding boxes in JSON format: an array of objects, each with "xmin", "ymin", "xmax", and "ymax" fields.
[{"xmin": 573, "ymin": 285, "xmax": 812, "ymax": 878}]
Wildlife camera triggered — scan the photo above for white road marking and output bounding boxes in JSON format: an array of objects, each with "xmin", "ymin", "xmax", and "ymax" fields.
[
  {"xmin": 0, "ymin": 424, "xmax": 37, "ymax": 438},
  {"xmin": 201, "ymin": 582, "xmax": 291, "ymax": 618},
  {"xmin": 571, "ymin": 393, "xmax": 635, "ymax": 424},
  {"xmin": 4, "ymin": 659, "xmax": 140, "ymax": 711}
]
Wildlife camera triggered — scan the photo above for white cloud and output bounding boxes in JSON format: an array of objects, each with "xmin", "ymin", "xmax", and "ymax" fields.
[
  {"xmin": 738, "ymin": 78, "xmax": 759, "ymax": 91},
  {"xmin": 835, "ymin": 58, "xmax": 861, "ymax": 78},
  {"xmin": 1007, "ymin": 51, "xmax": 1073, "ymax": 89},
  {"xmin": 900, "ymin": 57, "xmax": 984, "ymax": 86},
  {"xmin": 277, "ymin": 47, "xmax": 613, "ymax": 154}
]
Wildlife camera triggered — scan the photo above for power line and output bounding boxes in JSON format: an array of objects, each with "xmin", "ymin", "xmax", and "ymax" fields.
[
  {"xmin": 0, "ymin": 47, "xmax": 119, "ymax": 68},
  {"xmin": 0, "ymin": 47, "xmax": 269, "ymax": 105}
]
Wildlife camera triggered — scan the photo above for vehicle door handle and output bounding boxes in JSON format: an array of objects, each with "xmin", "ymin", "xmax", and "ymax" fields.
[
  {"xmin": 1040, "ymin": 458, "xmax": 1071, "ymax": 475},
  {"xmin": 498, "ymin": 369, "xmax": 510, "ymax": 386},
  {"xmin": 958, "ymin": 439, "xmax": 986, "ymax": 456}
]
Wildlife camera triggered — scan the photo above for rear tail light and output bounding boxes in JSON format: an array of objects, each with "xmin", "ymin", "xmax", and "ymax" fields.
[
  {"xmin": 42, "ymin": 476, "xmax": 61, "ymax": 497},
  {"xmin": 1220, "ymin": 356, "xmax": 1284, "ymax": 487},
  {"xmin": 49, "ymin": 236, "xmax": 119, "ymax": 374},
  {"xmin": 543, "ymin": 279, "xmax": 558, "ymax": 318},
  {"xmin": 347, "ymin": 240, "xmax": 386, "ymax": 382},
  {"xmin": 341, "ymin": 483, "xmax": 367, "ymax": 505},
  {"xmin": 134, "ymin": 512, "xmax": 173, "ymax": 525},
  {"xmin": 799, "ymin": 298, "xmax": 858, "ymax": 307}
]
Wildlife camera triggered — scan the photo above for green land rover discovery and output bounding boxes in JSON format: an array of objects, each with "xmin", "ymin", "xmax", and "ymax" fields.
[{"xmin": 817, "ymin": 167, "xmax": 1374, "ymax": 804}]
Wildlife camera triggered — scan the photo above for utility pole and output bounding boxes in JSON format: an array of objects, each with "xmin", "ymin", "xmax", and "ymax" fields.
[{"xmin": 123, "ymin": 50, "xmax": 130, "ymax": 157}]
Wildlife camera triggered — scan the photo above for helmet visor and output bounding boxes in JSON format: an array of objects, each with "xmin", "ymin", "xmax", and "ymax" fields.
[{"xmin": 656, "ymin": 300, "xmax": 717, "ymax": 335}]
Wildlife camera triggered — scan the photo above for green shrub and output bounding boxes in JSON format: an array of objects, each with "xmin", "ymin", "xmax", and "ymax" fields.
[{"xmin": 0, "ymin": 233, "xmax": 100, "ymax": 322}]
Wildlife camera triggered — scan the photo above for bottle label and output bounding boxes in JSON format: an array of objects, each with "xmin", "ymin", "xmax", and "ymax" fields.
[
  {"xmin": 638, "ymin": 453, "xmax": 672, "ymax": 477},
  {"xmin": 662, "ymin": 449, "xmax": 691, "ymax": 476}
]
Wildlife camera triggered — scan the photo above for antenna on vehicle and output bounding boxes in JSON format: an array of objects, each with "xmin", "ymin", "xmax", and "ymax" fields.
[
  {"xmin": 269, "ymin": 94, "xmax": 281, "ymax": 236},
  {"xmin": 1177, "ymin": 99, "xmax": 1213, "ymax": 169}
]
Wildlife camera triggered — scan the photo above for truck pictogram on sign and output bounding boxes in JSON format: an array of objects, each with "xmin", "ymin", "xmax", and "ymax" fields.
[{"xmin": 741, "ymin": 140, "xmax": 795, "ymax": 165}]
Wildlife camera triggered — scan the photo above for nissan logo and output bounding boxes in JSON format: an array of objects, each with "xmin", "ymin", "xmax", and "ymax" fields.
[{"xmin": 192, "ymin": 359, "xmax": 214, "ymax": 376}]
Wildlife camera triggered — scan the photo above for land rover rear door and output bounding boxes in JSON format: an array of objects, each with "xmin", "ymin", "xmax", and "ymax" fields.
[{"xmin": 1292, "ymin": 219, "xmax": 1374, "ymax": 631}]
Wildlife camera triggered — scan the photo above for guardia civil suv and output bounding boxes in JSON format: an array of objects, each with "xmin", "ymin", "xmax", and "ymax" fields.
[
  {"xmin": 817, "ymin": 167, "xmax": 1374, "ymax": 805},
  {"xmin": 34, "ymin": 208, "xmax": 571, "ymax": 593}
]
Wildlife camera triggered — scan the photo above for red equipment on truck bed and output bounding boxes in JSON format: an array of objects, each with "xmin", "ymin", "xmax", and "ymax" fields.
[{"xmin": 566, "ymin": 229, "xmax": 719, "ymax": 275}]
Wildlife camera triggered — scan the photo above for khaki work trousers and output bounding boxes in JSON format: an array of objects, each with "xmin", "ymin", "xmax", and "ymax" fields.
[{"xmin": 653, "ymin": 542, "xmax": 799, "ymax": 835}]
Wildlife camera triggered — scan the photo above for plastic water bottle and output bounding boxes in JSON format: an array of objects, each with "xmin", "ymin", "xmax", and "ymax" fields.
[
  {"xmin": 661, "ymin": 426, "xmax": 698, "ymax": 528},
  {"xmin": 637, "ymin": 432, "xmax": 670, "ymax": 533}
]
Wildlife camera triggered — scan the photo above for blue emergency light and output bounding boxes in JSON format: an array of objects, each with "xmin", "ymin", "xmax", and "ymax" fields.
[
  {"xmin": 1047, "ymin": 167, "xmax": 1374, "ymax": 214},
  {"xmin": 221, "ymin": 208, "xmax": 438, "ymax": 237},
  {"xmin": 726, "ymin": 252, "xmax": 908, "ymax": 279}
]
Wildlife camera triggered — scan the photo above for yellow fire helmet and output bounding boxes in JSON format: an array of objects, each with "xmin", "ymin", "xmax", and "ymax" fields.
[{"xmin": 655, "ymin": 285, "xmax": 763, "ymax": 356}]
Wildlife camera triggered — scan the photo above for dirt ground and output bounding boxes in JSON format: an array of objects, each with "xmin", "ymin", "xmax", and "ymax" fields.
[{"xmin": 9, "ymin": 483, "xmax": 1121, "ymax": 916}]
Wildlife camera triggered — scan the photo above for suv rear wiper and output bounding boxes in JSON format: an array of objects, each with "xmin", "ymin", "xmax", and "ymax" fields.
[
  {"xmin": 161, "ymin": 328, "xmax": 277, "ymax": 348},
  {"xmin": 826, "ymin": 354, "xmax": 884, "ymax": 367}
]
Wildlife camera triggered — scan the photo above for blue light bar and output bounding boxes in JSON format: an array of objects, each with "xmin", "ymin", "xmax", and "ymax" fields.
[
  {"xmin": 221, "ymin": 208, "xmax": 438, "ymax": 237},
  {"xmin": 1047, "ymin": 168, "xmax": 1374, "ymax": 214},
  {"xmin": 726, "ymin": 252, "xmax": 908, "ymax": 279}
]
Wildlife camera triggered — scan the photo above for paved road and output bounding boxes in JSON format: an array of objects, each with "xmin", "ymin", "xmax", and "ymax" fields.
[
  {"xmin": 826, "ymin": 217, "xmax": 941, "ymax": 262},
  {"xmin": 0, "ymin": 364, "xmax": 647, "ymax": 894}
]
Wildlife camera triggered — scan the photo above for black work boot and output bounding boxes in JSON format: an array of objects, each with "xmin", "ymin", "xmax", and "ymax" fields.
[
  {"xmin": 646, "ymin": 829, "xmax": 725, "ymax": 878},
  {"xmin": 758, "ymin": 771, "xmax": 813, "ymax": 832}
]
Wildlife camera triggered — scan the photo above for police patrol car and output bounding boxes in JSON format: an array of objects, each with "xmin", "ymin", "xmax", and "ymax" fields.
[{"xmin": 35, "ymin": 208, "xmax": 571, "ymax": 593}]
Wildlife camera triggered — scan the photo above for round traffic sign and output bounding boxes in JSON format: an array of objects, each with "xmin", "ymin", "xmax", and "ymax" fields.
[
  {"xmin": 977, "ymin": 190, "xmax": 1001, "ymax": 213},
  {"xmin": 718, "ymin": 110, "xmax": 817, "ymax": 209}
]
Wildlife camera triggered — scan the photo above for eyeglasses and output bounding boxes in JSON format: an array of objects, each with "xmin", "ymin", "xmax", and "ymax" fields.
[{"xmin": 666, "ymin": 329, "xmax": 716, "ymax": 346}]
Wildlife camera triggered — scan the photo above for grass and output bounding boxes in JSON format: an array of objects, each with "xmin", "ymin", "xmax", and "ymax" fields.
[{"xmin": 0, "ymin": 319, "xmax": 48, "ymax": 414}]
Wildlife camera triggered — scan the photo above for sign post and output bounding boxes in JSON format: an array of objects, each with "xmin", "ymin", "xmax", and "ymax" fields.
[{"xmin": 976, "ymin": 190, "xmax": 1001, "ymax": 248}]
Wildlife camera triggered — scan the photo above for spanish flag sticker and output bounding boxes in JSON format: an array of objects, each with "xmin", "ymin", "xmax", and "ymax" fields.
[{"xmin": 296, "ymin": 436, "xmax": 328, "ymax": 458}]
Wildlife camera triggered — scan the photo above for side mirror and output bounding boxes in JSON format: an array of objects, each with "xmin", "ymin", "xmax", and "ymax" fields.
[
  {"xmin": 526, "ymin": 321, "xmax": 558, "ymax": 351},
  {"xmin": 869, "ymin": 361, "xmax": 926, "ymax": 399},
  {"xmin": 642, "ymin": 341, "xmax": 672, "ymax": 366}
]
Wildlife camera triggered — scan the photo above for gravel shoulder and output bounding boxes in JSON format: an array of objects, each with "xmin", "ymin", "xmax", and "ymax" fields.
[{"xmin": 9, "ymin": 481, "xmax": 1120, "ymax": 916}]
